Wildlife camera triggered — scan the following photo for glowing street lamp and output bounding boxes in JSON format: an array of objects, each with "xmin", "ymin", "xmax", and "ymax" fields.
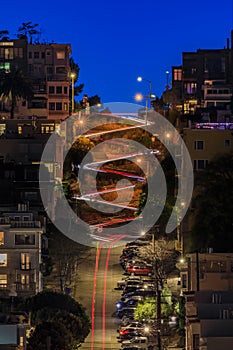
[
  {"xmin": 70, "ymin": 72, "xmax": 76, "ymax": 114},
  {"xmin": 137, "ymin": 76, "xmax": 154, "ymax": 125}
]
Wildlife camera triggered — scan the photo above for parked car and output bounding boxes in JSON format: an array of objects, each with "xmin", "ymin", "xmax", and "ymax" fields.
[
  {"xmin": 121, "ymin": 336, "xmax": 149, "ymax": 347},
  {"xmin": 117, "ymin": 277, "xmax": 142, "ymax": 289},
  {"xmin": 122, "ymin": 288, "xmax": 156, "ymax": 300},
  {"xmin": 126, "ymin": 264, "xmax": 153, "ymax": 276},
  {"xmin": 117, "ymin": 306, "xmax": 137, "ymax": 319}
]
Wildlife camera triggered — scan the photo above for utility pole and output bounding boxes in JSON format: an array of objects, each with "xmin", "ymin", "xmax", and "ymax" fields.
[
  {"xmin": 152, "ymin": 226, "xmax": 162, "ymax": 350},
  {"xmin": 156, "ymin": 259, "xmax": 162, "ymax": 350}
]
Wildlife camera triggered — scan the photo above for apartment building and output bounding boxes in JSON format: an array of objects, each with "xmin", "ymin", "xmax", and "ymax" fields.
[
  {"xmin": 170, "ymin": 32, "xmax": 233, "ymax": 115},
  {"xmin": 0, "ymin": 205, "xmax": 45, "ymax": 298},
  {"xmin": 0, "ymin": 118, "xmax": 64, "ymax": 213},
  {"xmin": 178, "ymin": 252, "xmax": 233, "ymax": 350},
  {"xmin": 0, "ymin": 38, "xmax": 72, "ymax": 119},
  {"xmin": 183, "ymin": 123, "xmax": 233, "ymax": 170}
]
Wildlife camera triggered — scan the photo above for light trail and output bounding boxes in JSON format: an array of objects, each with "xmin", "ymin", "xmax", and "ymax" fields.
[
  {"xmin": 90, "ymin": 234, "xmax": 128, "ymax": 350},
  {"xmin": 74, "ymin": 184, "xmax": 135, "ymax": 199},
  {"xmin": 102, "ymin": 234, "xmax": 128, "ymax": 350},
  {"xmin": 91, "ymin": 242, "xmax": 101, "ymax": 350}
]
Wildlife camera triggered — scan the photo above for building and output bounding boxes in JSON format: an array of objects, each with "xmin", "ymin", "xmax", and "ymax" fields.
[
  {"xmin": 0, "ymin": 38, "xmax": 72, "ymax": 120},
  {"xmin": 0, "ymin": 324, "xmax": 27, "ymax": 350},
  {"xmin": 0, "ymin": 118, "xmax": 65, "ymax": 213},
  {"xmin": 178, "ymin": 252, "xmax": 233, "ymax": 350},
  {"xmin": 183, "ymin": 122, "xmax": 233, "ymax": 170},
  {"xmin": 170, "ymin": 32, "xmax": 233, "ymax": 116},
  {"xmin": 0, "ymin": 205, "xmax": 46, "ymax": 298}
]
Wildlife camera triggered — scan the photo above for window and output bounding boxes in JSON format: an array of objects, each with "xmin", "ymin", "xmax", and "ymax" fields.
[
  {"xmin": 173, "ymin": 69, "xmax": 182, "ymax": 81},
  {"xmin": 21, "ymin": 274, "xmax": 30, "ymax": 287},
  {"xmin": 20, "ymin": 337, "xmax": 24, "ymax": 347},
  {"xmin": 47, "ymin": 67, "xmax": 53, "ymax": 75},
  {"xmin": 185, "ymin": 82, "xmax": 197, "ymax": 94},
  {"xmin": 193, "ymin": 334, "xmax": 199, "ymax": 350},
  {"xmin": 64, "ymin": 86, "xmax": 68, "ymax": 94},
  {"xmin": 212, "ymin": 293, "xmax": 222, "ymax": 304},
  {"xmin": 28, "ymin": 52, "xmax": 32, "ymax": 59},
  {"xmin": 0, "ymin": 254, "xmax": 7, "ymax": 266},
  {"xmin": 34, "ymin": 52, "xmax": 39, "ymax": 59},
  {"xmin": 225, "ymin": 139, "xmax": 231, "ymax": 147},
  {"xmin": 56, "ymin": 51, "xmax": 65, "ymax": 59},
  {"xmin": 56, "ymin": 86, "xmax": 62, "ymax": 94},
  {"xmin": 41, "ymin": 52, "xmax": 45, "ymax": 59},
  {"xmin": 0, "ymin": 274, "xmax": 7, "ymax": 288},
  {"xmin": 194, "ymin": 159, "xmax": 209, "ymax": 170},
  {"xmin": 56, "ymin": 66, "xmax": 66, "ymax": 74},
  {"xmin": 64, "ymin": 102, "xmax": 68, "ymax": 111},
  {"xmin": 194, "ymin": 140, "xmax": 204, "ymax": 150},
  {"xmin": 56, "ymin": 102, "xmax": 62, "ymax": 110},
  {"xmin": 21, "ymin": 253, "xmax": 30, "ymax": 270},
  {"xmin": 49, "ymin": 103, "xmax": 55, "ymax": 111},
  {"xmin": 181, "ymin": 273, "xmax": 187, "ymax": 288},
  {"xmin": 15, "ymin": 234, "xmax": 35, "ymax": 245},
  {"xmin": 41, "ymin": 124, "xmax": 55, "ymax": 133},
  {"xmin": 0, "ymin": 232, "xmax": 4, "ymax": 245},
  {"xmin": 49, "ymin": 86, "xmax": 55, "ymax": 94}
]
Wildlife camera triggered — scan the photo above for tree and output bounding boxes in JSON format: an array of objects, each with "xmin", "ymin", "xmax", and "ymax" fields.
[
  {"xmin": 137, "ymin": 239, "xmax": 178, "ymax": 287},
  {"xmin": 0, "ymin": 68, "xmax": 33, "ymax": 119},
  {"xmin": 65, "ymin": 136, "xmax": 95, "ymax": 171},
  {"xmin": 24, "ymin": 291, "xmax": 91, "ymax": 347},
  {"xmin": 47, "ymin": 226, "xmax": 90, "ymax": 293},
  {"xmin": 17, "ymin": 22, "xmax": 40, "ymax": 43},
  {"xmin": 134, "ymin": 289, "xmax": 173, "ymax": 322},
  {"xmin": 189, "ymin": 153, "xmax": 233, "ymax": 252},
  {"xmin": 69, "ymin": 57, "xmax": 84, "ymax": 112},
  {"xmin": 0, "ymin": 30, "xmax": 9, "ymax": 40},
  {"xmin": 27, "ymin": 321, "xmax": 73, "ymax": 350}
]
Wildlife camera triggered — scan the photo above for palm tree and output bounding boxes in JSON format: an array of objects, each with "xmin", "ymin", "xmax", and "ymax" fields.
[{"xmin": 0, "ymin": 68, "xmax": 34, "ymax": 119}]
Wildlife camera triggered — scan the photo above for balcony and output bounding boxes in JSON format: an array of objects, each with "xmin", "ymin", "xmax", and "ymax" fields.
[
  {"xmin": 16, "ymin": 282, "xmax": 36, "ymax": 292},
  {"xmin": 10, "ymin": 221, "xmax": 41, "ymax": 228}
]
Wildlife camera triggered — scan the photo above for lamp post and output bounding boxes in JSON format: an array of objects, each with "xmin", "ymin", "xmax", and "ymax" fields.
[
  {"xmin": 137, "ymin": 76, "xmax": 154, "ymax": 125},
  {"xmin": 70, "ymin": 72, "xmax": 76, "ymax": 114},
  {"xmin": 165, "ymin": 70, "xmax": 170, "ymax": 90}
]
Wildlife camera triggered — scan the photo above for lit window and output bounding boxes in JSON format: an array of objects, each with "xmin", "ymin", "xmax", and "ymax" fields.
[
  {"xmin": 21, "ymin": 253, "xmax": 30, "ymax": 270},
  {"xmin": 0, "ymin": 274, "xmax": 7, "ymax": 288},
  {"xmin": 64, "ymin": 102, "xmax": 68, "ymax": 111},
  {"xmin": 20, "ymin": 337, "xmax": 24, "ymax": 347},
  {"xmin": 0, "ymin": 254, "xmax": 7, "ymax": 266},
  {"xmin": 21, "ymin": 274, "xmax": 30, "ymax": 286},
  {"xmin": 173, "ymin": 69, "xmax": 182, "ymax": 81},
  {"xmin": 57, "ymin": 51, "xmax": 65, "ymax": 59},
  {"xmin": 0, "ymin": 232, "xmax": 4, "ymax": 245}
]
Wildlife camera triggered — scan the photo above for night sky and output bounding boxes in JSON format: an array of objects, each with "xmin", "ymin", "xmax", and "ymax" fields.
[{"xmin": 3, "ymin": 0, "xmax": 233, "ymax": 104}]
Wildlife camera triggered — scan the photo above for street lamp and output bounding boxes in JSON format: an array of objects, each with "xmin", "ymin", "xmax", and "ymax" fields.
[
  {"xmin": 137, "ymin": 76, "xmax": 154, "ymax": 125},
  {"xmin": 70, "ymin": 72, "xmax": 76, "ymax": 114},
  {"xmin": 165, "ymin": 70, "xmax": 170, "ymax": 90}
]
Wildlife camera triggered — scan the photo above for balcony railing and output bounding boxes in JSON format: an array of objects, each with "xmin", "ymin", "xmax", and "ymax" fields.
[
  {"xmin": 10, "ymin": 221, "xmax": 41, "ymax": 228},
  {"xmin": 16, "ymin": 282, "xmax": 36, "ymax": 292}
]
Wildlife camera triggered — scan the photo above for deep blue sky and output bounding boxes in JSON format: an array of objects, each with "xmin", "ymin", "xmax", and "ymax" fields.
[{"xmin": 3, "ymin": 0, "xmax": 233, "ymax": 104}]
